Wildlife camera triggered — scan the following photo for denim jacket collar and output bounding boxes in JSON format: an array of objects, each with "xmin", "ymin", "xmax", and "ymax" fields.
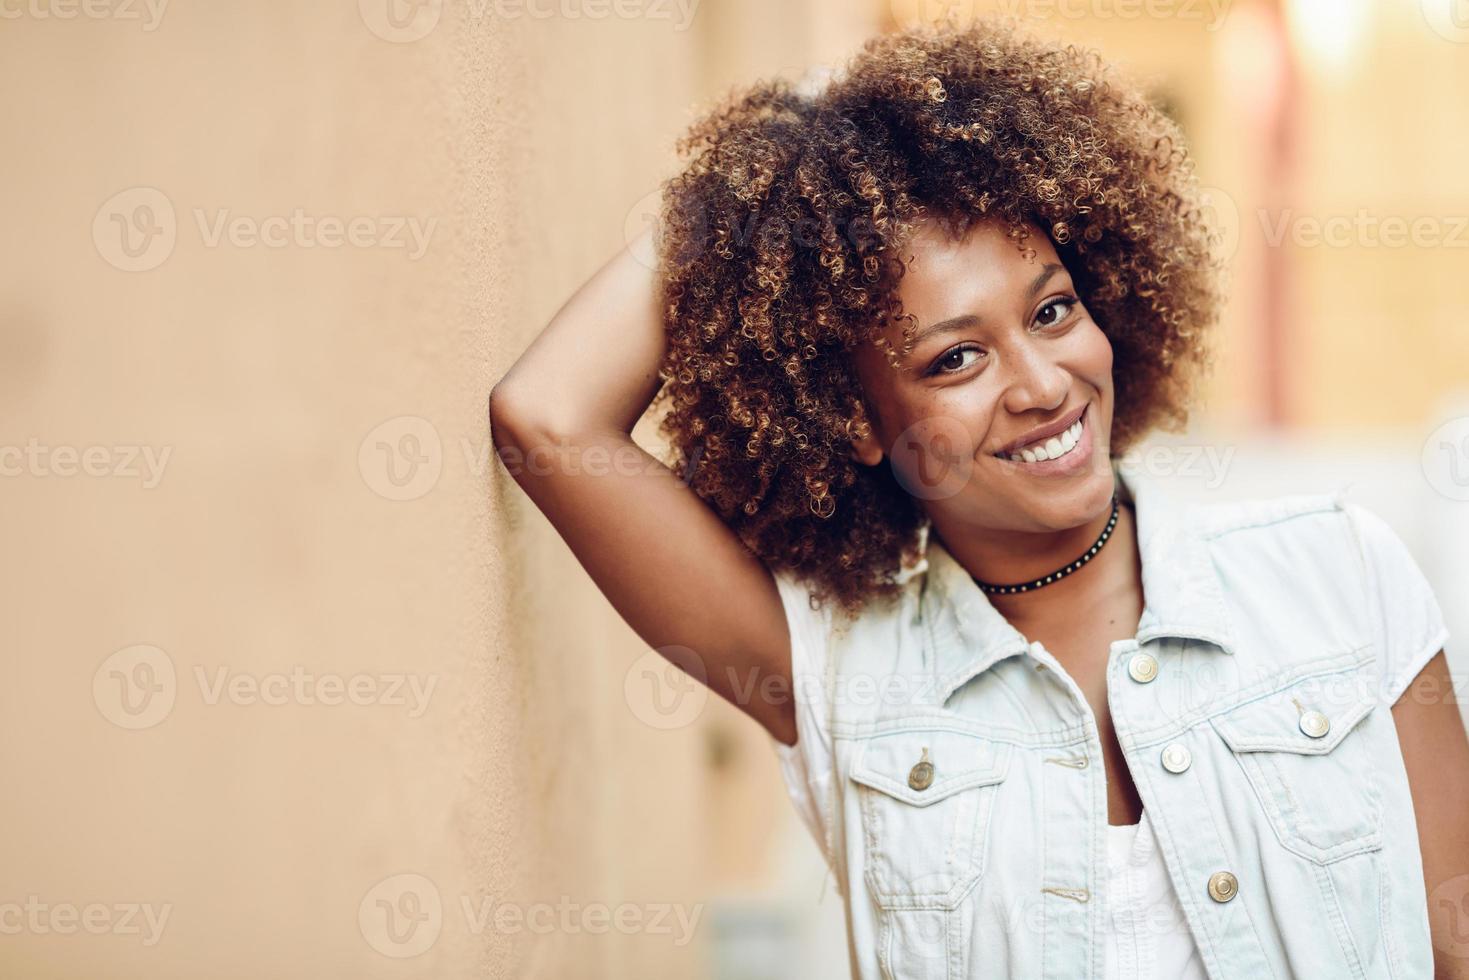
[{"xmin": 900, "ymin": 460, "xmax": 1238, "ymax": 704}]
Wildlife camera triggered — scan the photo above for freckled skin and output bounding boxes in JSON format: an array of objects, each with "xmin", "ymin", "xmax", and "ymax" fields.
[{"xmin": 848, "ymin": 213, "xmax": 1146, "ymax": 825}]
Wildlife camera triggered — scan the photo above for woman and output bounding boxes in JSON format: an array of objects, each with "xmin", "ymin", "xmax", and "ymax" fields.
[{"xmin": 489, "ymin": 19, "xmax": 1468, "ymax": 979}]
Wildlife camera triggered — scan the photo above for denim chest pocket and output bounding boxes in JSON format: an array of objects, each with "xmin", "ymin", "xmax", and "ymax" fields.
[
  {"xmin": 1210, "ymin": 665, "xmax": 1383, "ymax": 864},
  {"xmin": 848, "ymin": 727, "xmax": 1012, "ymax": 909}
]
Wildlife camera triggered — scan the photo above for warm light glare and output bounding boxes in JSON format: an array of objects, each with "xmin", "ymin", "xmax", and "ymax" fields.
[{"xmin": 1285, "ymin": 0, "xmax": 1373, "ymax": 74}]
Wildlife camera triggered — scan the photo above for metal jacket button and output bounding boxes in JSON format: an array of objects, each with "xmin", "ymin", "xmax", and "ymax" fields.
[
  {"xmin": 1208, "ymin": 871, "xmax": 1239, "ymax": 903},
  {"xmin": 908, "ymin": 747, "xmax": 934, "ymax": 791},
  {"xmin": 1161, "ymin": 743, "xmax": 1192, "ymax": 773},
  {"xmin": 1128, "ymin": 653, "xmax": 1159, "ymax": 683},
  {"xmin": 1299, "ymin": 710, "xmax": 1330, "ymax": 739}
]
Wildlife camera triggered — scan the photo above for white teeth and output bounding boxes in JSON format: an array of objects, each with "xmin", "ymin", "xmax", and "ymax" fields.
[{"xmin": 1003, "ymin": 416, "xmax": 1084, "ymax": 464}]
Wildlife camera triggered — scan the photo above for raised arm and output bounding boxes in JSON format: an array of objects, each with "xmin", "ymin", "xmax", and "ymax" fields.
[{"xmin": 489, "ymin": 226, "xmax": 799, "ymax": 745}]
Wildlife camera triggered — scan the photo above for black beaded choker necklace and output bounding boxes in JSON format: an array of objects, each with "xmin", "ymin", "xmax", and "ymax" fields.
[{"xmin": 972, "ymin": 492, "xmax": 1120, "ymax": 595}]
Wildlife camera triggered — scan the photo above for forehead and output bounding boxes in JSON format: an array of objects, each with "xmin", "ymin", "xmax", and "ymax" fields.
[
  {"xmin": 870, "ymin": 214, "xmax": 1063, "ymax": 355},
  {"xmin": 895, "ymin": 214, "xmax": 1058, "ymax": 307}
]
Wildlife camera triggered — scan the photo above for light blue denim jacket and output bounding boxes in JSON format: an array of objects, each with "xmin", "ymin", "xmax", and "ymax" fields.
[{"xmin": 771, "ymin": 459, "xmax": 1451, "ymax": 979}]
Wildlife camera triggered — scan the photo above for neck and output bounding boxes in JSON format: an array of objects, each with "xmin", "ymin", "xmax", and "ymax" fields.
[{"xmin": 932, "ymin": 496, "xmax": 1140, "ymax": 624}]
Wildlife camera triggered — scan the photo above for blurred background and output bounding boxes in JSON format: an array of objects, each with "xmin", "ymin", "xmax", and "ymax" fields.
[{"xmin": 1, "ymin": 0, "xmax": 1465, "ymax": 976}]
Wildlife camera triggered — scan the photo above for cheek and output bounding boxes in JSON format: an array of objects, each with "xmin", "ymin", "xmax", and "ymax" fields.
[
  {"xmin": 1078, "ymin": 319, "xmax": 1114, "ymax": 379},
  {"xmin": 917, "ymin": 384, "xmax": 999, "ymax": 463}
]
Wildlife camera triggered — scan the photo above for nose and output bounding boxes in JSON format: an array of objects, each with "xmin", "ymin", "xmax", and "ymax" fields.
[{"xmin": 998, "ymin": 336, "xmax": 1071, "ymax": 417}]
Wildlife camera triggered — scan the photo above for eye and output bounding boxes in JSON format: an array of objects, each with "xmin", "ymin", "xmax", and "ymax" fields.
[
  {"xmin": 927, "ymin": 344, "xmax": 983, "ymax": 376},
  {"xmin": 1035, "ymin": 296, "xmax": 1079, "ymax": 328}
]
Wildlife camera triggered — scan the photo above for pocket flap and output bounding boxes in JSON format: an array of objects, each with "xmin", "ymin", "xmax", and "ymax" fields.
[
  {"xmin": 850, "ymin": 728, "xmax": 1010, "ymax": 806},
  {"xmin": 1211, "ymin": 667, "xmax": 1377, "ymax": 755}
]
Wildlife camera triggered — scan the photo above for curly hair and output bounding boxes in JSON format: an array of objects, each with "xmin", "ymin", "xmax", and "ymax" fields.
[{"xmin": 651, "ymin": 16, "xmax": 1226, "ymax": 619}]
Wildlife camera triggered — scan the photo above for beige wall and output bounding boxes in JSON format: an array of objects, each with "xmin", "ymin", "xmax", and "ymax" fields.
[
  {"xmin": 3, "ymin": 3, "xmax": 505, "ymax": 977},
  {"xmin": 0, "ymin": 1, "xmax": 715, "ymax": 976},
  {"xmin": 2, "ymin": 1, "xmax": 1464, "ymax": 977}
]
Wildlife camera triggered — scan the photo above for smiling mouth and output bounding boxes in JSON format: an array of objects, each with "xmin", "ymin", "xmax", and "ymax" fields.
[{"xmin": 992, "ymin": 405, "xmax": 1088, "ymax": 463}]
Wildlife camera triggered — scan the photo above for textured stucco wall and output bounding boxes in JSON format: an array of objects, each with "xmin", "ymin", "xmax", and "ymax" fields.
[
  {"xmin": 1, "ymin": 2, "xmax": 506, "ymax": 976},
  {"xmin": 0, "ymin": 1, "xmax": 710, "ymax": 975}
]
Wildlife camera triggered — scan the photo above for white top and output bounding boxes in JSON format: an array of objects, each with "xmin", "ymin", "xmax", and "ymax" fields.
[{"xmin": 1104, "ymin": 812, "xmax": 1207, "ymax": 980}]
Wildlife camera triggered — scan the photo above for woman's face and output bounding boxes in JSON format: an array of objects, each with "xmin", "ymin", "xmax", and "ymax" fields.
[{"xmin": 850, "ymin": 214, "xmax": 1117, "ymax": 534}]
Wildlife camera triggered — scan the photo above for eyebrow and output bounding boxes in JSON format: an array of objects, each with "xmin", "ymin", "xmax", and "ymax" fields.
[{"xmin": 908, "ymin": 262, "xmax": 1066, "ymax": 345}]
